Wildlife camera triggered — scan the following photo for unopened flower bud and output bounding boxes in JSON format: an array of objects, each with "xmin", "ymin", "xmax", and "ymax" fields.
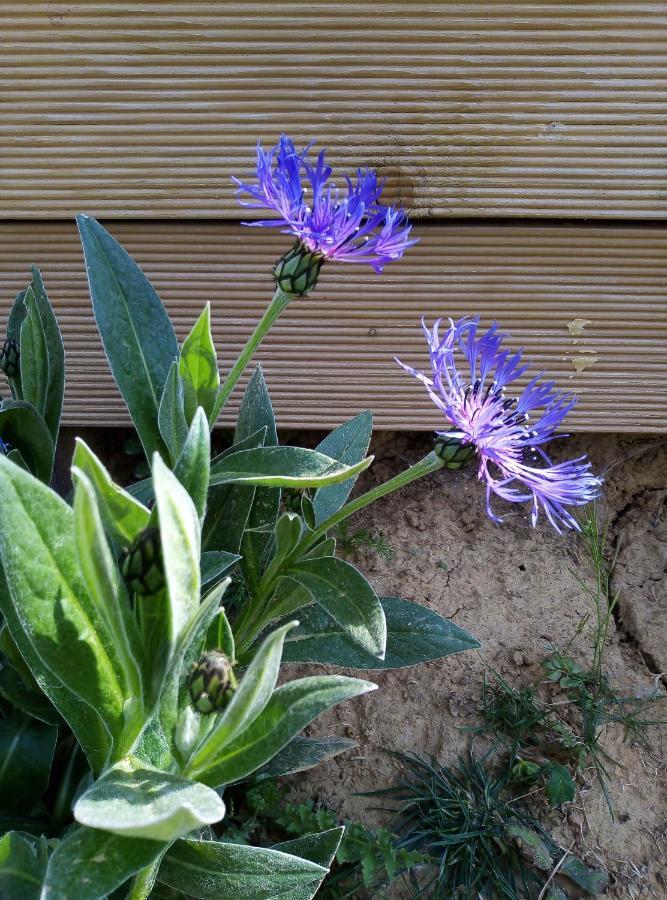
[
  {"xmin": 274, "ymin": 241, "xmax": 324, "ymax": 297},
  {"xmin": 189, "ymin": 650, "xmax": 237, "ymax": 714},
  {"xmin": 0, "ymin": 338, "xmax": 20, "ymax": 379},
  {"xmin": 119, "ymin": 527, "xmax": 165, "ymax": 595},
  {"xmin": 434, "ymin": 433, "xmax": 476, "ymax": 470}
]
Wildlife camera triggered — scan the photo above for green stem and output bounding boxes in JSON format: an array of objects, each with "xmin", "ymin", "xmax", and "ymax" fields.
[
  {"xmin": 127, "ymin": 856, "xmax": 164, "ymax": 900},
  {"xmin": 235, "ymin": 451, "xmax": 444, "ymax": 652},
  {"xmin": 209, "ymin": 287, "xmax": 292, "ymax": 426}
]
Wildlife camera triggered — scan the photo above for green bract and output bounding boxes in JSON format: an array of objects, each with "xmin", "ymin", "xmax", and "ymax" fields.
[{"xmin": 0, "ymin": 216, "xmax": 478, "ymax": 897}]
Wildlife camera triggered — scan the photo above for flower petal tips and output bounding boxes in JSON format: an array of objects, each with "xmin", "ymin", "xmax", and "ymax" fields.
[
  {"xmin": 399, "ymin": 317, "xmax": 602, "ymax": 533},
  {"xmin": 234, "ymin": 135, "xmax": 417, "ymax": 276}
]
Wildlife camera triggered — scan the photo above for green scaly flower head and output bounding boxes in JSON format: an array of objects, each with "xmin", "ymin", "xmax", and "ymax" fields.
[
  {"xmin": 189, "ymin": 650, "xmax": 238, "ymax": 714},
  {"xmin": 119, "ymin": 526, "xmax": 165, "ymax": 595}
]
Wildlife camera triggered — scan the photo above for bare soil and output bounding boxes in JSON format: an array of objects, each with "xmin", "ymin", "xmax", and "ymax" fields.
[{"xmin": 285, "ymin": 433, "xmax": 667, "ymax": 899}]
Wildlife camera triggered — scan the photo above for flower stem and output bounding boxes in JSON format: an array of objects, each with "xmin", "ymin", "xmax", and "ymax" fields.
[
  {"xmin": 127, "ymin": 856, "xmax": 164, "ymax": 900},
  {"xmin": 209, "ymin": 287, "xmax": 292, "ymax": 426},
  {"xmin": 235, "ymin": 451, "xmax": 444, "ymax": 653}
]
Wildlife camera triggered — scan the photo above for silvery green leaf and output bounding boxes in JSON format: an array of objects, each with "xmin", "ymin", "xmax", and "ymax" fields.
[
  {"xmin": 157, "ymin": 838, "xmax": 328, "ymax": 899},
  {"xmin": 286, "ymin": 556, "xmax": 386, "ymax": 659},
  {"xmin": 0, "ymin": 831, "xmax": 49, "ymax": 900},
  {"xmin": 180, "ymin": 303, "xmax": 219, "ymax": 424},
  {"xmin": 77, "ymin": 214, "xmax": 179, "ymax": 460},
  {"xmin": 252, "ymin": 735, "xmax": 357, "ymax": 780},
  {"xmin": 190, "ymin": 675, "xmax": 376, "ymax": 787},
  {"xmin": 42, "ymin": 824, "xmax": 167, "ymax": 900},
  {"xmin": 0, "ymin": 401, "xmax": 54, "ymax": 483},
  {"xmin": 209, "ymin": 446, "xmax": 373, "ymax": 489},
  {"xmin": 73, "ymin": 438, "xmax": 150, "ymax": 548},
  {"xmin": 0, "ymin": 457, "xmax": 131, "ymax": 771},
  {"xmin": 28, "ymin": 267, "xmax": 65, "ymax": 442},
  {"xmin": 281, "ymin": 596, "xmax": 480, "ymax": 669},
  {"xmin": 0, "ymin": 715, "xmax": 58, "ymax": 812},
  {"xmin": 186, "ymin": 621, "xmax": 298, "ymax": 774},
  {"xmin": 174, "ymin": 408, "xmax": 211, "ymax": 522},
  {"xmin": 312, "ymin": 410, "xmax": 372, "ymax": 525},
  {"xmin": 19, "ymin": 285, "xmax": 49, "ymax": 419},
  {"xmin": 158, "ymin": 360, "xmax": 189, "ymax": 465},
  {"xmin": 153, "ymin": 454, "xmax": 201, "ymax": 647},
  {"xmin": 74, "ymin": 759, "xmax": 225, "ymax": 841}
]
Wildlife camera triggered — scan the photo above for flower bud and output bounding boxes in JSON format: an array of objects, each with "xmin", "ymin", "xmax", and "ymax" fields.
[
  {"xmin": 189, "ymin": 650, "xmax": 237, "ymax": 714},
  {"xmin": 434, "ymin": 433, "xmax": 476, "ymax": 470},
  {"xmin": 0, "ymin": 338, "xmax": 20, "ymax": 379},
  {"xmin": 274, "ymin": 241, "xmax": 324, "ymax": 297},
  {"xmin": 119, "ymin": 527, "xmax": 165, "ymax": 595}
]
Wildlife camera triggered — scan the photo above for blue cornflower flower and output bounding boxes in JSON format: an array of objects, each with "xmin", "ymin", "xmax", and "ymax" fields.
[
  {"xmin": 233, "ymin": 135, "xmax": 416, "ymax": 292},
  {"xmin": 399, "ymin": 317, "xmax": 602, "ymax": 533}
]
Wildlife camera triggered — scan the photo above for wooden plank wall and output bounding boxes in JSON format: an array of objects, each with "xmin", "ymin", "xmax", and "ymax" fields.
[{"xmin": 1, "ymin": 2, "xmax": 665, "ymax": 431}]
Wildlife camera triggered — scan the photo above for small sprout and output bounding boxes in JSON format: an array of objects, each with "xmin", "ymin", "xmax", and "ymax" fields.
[
  {"xmin": 119, "ymin": 526, "xmax": 165, "ymax": 595},
  {"xmin": 0, "ymin": 337, "xmax": 20, "ymax": 378},
  {"xmin": 189, "ymin": 650, "xmax": 237, "ymax": 714}
]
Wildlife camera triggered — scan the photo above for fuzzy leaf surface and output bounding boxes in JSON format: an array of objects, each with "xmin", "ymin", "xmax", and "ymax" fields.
[
  {"xmin": 74, "ymin": 761, "xmax": 225, "ymax": 841},
  {"xmin": 282, "ymin": 596, "xmax": 480, "ymax": 668},
  {"xmin": 312, "ymin": 410, "xmax": 372, "ymax": 525},
  {"xmin": 157, "ymin": 838, "xmax": 328, "ymax": 900},
  {"xmin": 191, "ymin": 675, "xmax": 376, "ymax": 786},
  {"xmin": 286, "ymin": 556, "xmax": 386, "ymax": 659},
  {"xmin": 77, "ymin": 214, "xmax": 179, "ymax": 460}
]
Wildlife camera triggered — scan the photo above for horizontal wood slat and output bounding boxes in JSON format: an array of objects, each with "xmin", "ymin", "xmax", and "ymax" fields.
[
  {"xmin": 0, "ymin": 221, "xmax": 665, "ymax": 432},
  {"xmin": 1, "ymin": 2, "xmax": 666, "ymax": 219}
]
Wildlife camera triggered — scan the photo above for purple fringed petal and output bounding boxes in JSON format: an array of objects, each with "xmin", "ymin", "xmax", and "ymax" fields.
[
  {"xmin": 400, "ymin": 316, "xmax": 603, "ymax": 532},
  {"xmin": 234, "ymin": 135, "xmax": 416, "ymax": 271}
]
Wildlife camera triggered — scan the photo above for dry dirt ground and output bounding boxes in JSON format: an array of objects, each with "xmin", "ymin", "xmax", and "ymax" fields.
[{"xmin": 283, "ymin": 433, "xmax": 667, "ymax": 899}]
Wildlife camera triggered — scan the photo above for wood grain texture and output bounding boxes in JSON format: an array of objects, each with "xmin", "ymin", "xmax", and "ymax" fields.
[
  {"xmin": 1, "ymin": 2, "xmax": 666, "ymax": 218},
  {"xmin": 0, "ymin": 221, "xmax": 664, "ymax": 432}
]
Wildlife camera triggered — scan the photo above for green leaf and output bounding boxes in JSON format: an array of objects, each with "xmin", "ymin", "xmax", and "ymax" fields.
[
  {"xmin": 0, "ymin": 715, "xmax": 58, "ymax": 812},
  {"xmin": 559, "ymin": 855, "xmax": 609, "ymax": 894},
  {"xmin": 157, "ymin": 838, "xmax": 328, "ymax": 900},
  {"xmin": 0, "ymin": 568, "xmax": 112, "ymax": 773},
  {"xmin": 158, "ymin": 360, "xmax": 189, "ymax": 465},
  {"xmin": 236, "ymin": 367, "xmax": 279, "ymax": 588},
  {"xmin": 274, "ymin": 512, "xmax": 303, "ymax": 560},
  {"xmin": 6, "ymin": 289, "xmax": 27, "ymax": 399},
  {"xmin": 205, "ymin": 607, "xmax": 235, "ymax": 658},
  {"xmin": 286, "ymin": 557, "xmax": 386, "ymax": 660},
  {"xmin": 42, "ymin": 824, "xmax": 167, "ymax": 900},
  {"xmin": 174, "ymin": 408, "xmax": 211, "ymax": 522},
  {"xmin": 190, "ymin": 675, "xmax": 376, "ymax": 786},
  {"xmin": 505, "ymin": 825, "xmax": 552, "ymax": 871},
  {"xmin": 19, "ymin": 286, "xmax": 49, "ymax": 419},
  {"xmin": 29, "ymin": 267, "xmax": 65, "ymax": 442},
  {"xmin": 153, "ymin": 454, "xmax": 201, "ymax": 647},
  {"xmin": 0, "ymin": 457, "xmax": 130, "ymax": 770},
  {"xmin": 210, "ymin": 446, "xmax": 373, "ymax": 489},
  {"xmin": 282, "ymin": 596, "xmax": 480, "ymax": 668},
  {"xmin": 312, "ymin": 411, "xmax": 372, "ymax": 525},
  {"xmin": 273, "ymin": 827, "xmax": 344, "ymax": 869},
  {"xmin": 77, "ymin": 214, "xmax": 179, "ymax": 460},
  {"xmin": 200, "ymin": 551, "xmax": 240, "ymax": 586},
  {"xmin": 74, "ymin": 759, "xmax": 225, "ymax": 841},
  {"xmin": 0, "ymin": 664, "xmax": 62, "ymax": 726},
  {"xmin": 180, "ymin": 303, "xmax": 220, "ymax": 424},
  {"xmin": 0, "ymin": 401, "xmax": 54, "ymax": 483},
  {"xmin": 202, "ymin": 429, "xmax": 267, "ymax": 556},
  {"xmin": 73, "ymin": 438, "xmax": 150, "ymax": 548},
  {"xmin": 0, "ymin": 831, "xmax": 49, "ymax": 900},
  {"xmin": 72, "ymin": 468, "xmax": 144, "ymax": 728},
  {"xmin": 187, "ymin": 622, "xmax": 298, "ymax": 774},
  {"xmin": 253, "ymin": 735, "xmax": 357, "ymax": 780},
  {"xmin": 545, "ymin": 763, "xmax": 576, "ymax": 806}
]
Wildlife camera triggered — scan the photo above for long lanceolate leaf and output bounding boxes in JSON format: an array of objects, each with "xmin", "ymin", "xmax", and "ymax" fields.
[
  {"xmin": 157, "ymin": 838, "xmax": 331, "ymax": 900},
  {"xmin": 312, "ymin": 410, "xmax": 373, "ymax": 525},
  {"xmin": 209, "ymin": 446, "xmax": 373, "ymax": 489},
  {"xmin": 0, "ymin": 456, "xmax": 133, "ymax": 772},
  {"xmin": 185, "ymin": 621, "xmax": 298, "ymax": 775},
  {"xmin": 188, "ymin": 675, "xmax": 376, "ymax": 787},
  {"xmin": 28, "ymin": 267, "xmax": 65, "ymax": 442},
  {"xmin": 77, "ymin": 214, "xmax": 179, "ymax": 460}
]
